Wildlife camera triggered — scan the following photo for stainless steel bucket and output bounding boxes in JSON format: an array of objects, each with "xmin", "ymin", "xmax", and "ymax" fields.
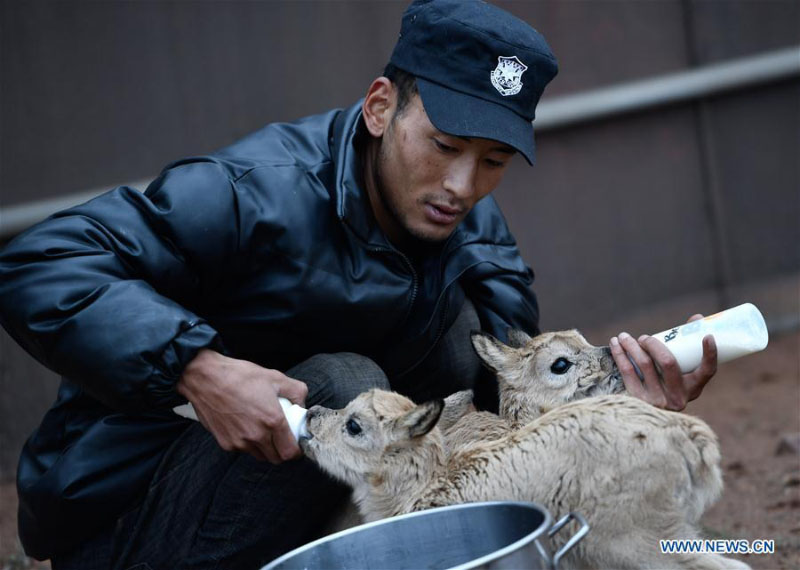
[{"xmin": 262, "ymin": 501, "xmax": 589, "ymax": 570}]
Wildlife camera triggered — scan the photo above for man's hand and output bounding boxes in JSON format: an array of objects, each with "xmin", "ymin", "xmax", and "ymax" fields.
[
  {"xmin": 609, "ymin": 314, "xmax": 718, "ymax": 411},
  {"xmin": 177, "ymin": 349, "xmax": 308, "ymax": 463}
]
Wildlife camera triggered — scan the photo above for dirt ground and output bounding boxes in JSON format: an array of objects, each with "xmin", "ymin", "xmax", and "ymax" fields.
[
  {"xmin": 685, "ymin": 328, "xmax": 800, "ymax": 569},
  {"xmin": 1, "ymin": 330, "xmax": 798, "ymax": 569}
]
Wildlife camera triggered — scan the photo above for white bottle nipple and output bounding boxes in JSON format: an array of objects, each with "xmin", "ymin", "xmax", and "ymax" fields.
[{"xmin": 278, "ymin": 397, "xmax": 309, "ymax": 441}]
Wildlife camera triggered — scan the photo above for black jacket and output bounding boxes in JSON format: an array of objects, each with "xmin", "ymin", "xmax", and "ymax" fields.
[{"xmin": 0, "ymin": 101, "xmax": 539, "ymax": 558}]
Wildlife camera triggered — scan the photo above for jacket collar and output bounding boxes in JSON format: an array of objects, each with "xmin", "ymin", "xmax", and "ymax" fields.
[{"xmin": 331, "ymin": 100, "xmax": 393, "ymax": 248}]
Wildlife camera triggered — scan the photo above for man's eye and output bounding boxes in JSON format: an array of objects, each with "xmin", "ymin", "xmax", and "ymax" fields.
[
  {"xmin": 433, "ymin": 138, "xmax": 457, "ymax": 153},
  {"xmin": 346, "ymin": 418, "xmax": 362, "ymax": 436},
  {"xmin": 485, "ymin": 158, "xmax": 505, "ymax": 168},
  {"xmin": 550, "ymin": 357, "xmax": 573, "ymax": 375}
]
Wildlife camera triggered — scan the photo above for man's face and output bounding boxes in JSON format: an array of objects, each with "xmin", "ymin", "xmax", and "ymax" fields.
[{"xmin": 372, "ymin": 94, "xmax": 515, "ymax": 245}]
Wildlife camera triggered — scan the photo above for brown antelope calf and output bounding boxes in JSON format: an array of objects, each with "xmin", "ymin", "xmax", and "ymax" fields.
[{"xmin": 439, "ymin": 328, "xmax": 625, "ymax": 452}]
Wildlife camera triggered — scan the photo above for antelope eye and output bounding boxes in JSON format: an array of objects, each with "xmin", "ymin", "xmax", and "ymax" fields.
[
  {"xmin": 550, "ymin": 357, "xmax": 573, "ymax": 375},
  {"xmin": 346, "ymin": 418, "xmax": 362, "ymax": 436}
]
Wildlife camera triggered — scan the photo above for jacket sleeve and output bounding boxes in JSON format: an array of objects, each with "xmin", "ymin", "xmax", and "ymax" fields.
[
  {"xmin": 0, "ymin": 159, "xmax": 240, "ymax": 412},
  {"xmin": 457, "ymin": 196, "xmax": 541, "ymax": 342},
  {"xmin": 461, "ymin": 243, "xmax": 540, "ymax": 343}
]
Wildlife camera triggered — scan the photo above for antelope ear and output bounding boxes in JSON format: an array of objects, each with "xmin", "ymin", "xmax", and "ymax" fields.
[
  {"xmin": 507, "ymin": 328, "xmax": 533, "ymax": 348},
  {"xmin": 391, "ymin": 399, "xmax": 444, "ymax": 440},
  {"xmin": 471, "ymin": 331, "xmax": 515, "ymax": 372},
  {"xmin": 440, "ymin": 390, "xmax": 474, "ymax": 431}
]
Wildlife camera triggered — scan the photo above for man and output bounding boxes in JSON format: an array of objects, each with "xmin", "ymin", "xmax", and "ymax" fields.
[{"xmin": 0, "ymin": 1, "xmax": 718, "ymax": 568}]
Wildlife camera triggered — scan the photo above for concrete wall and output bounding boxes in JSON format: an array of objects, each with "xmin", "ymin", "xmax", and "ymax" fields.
[{"xmin": 1, "ymin": 0, "xmax": 798, "ymax": 480}]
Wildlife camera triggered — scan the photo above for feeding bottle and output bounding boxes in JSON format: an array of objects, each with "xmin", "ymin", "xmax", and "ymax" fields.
[{"xmin": 650, "ymin": 303, "xmax": 769, "ymax": 372}]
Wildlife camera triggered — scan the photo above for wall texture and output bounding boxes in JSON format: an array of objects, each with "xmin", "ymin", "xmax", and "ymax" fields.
[{"xmin": 1, "ymin": 0, "xmax": 798, "ymax": 480}]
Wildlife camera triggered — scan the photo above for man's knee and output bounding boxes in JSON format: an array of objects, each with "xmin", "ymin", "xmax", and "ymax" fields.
[
  {"xmin": 445, "ymin": 298, "xmax": 482, "ymax": 383},
  {"xmin": 429, "ymin": 298, "xmax": 482, "ymax": 387},
  {"xmin": 289, "ymin": 352, "xmax": 389, "ymax": 409}
]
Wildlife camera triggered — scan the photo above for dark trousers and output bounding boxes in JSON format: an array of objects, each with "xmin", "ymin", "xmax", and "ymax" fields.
[{"xmin": 51, "ymin": 300, "xmax": 481, "ymax": 570}]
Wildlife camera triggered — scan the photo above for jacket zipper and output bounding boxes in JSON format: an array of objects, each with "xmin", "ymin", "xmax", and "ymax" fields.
[
  {"xmin": 368, "ymin": 245, "xmax": 418, "ymax": 325},
  {"xmin": 426, "ymin": 243, "xmax": 454, "ymax": 349},
  {"xmin": 427, "ymin": 233, "xmax": 459, "ymax": 346},
  {"xmin": 394, "ymin": 238, "xmax": 458, "ymax": 377}
]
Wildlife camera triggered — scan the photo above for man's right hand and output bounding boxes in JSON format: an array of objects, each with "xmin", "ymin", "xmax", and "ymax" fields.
[{"xmin": 177, "ymin": 349, "xmax": 308, "ymax": 463}]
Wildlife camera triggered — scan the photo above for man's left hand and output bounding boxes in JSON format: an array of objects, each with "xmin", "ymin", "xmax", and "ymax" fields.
[{"xmin": 609, "ymin": 314, "xmax": 718, "ymax": 410}]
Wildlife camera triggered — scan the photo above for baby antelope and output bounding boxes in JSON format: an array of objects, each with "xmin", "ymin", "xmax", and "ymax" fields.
[
  {"xmin": 473, "ymin": 328, "xmax": 625, "ymax": 424},
  {"xmin": 439, "ymin": 328, "xmax": 625, "ymax": 452}
]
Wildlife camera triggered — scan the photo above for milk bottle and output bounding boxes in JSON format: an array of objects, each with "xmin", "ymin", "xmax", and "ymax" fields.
[{"xmin": 651, "ymin": 303, "xmax": 769, "ymax": 373}]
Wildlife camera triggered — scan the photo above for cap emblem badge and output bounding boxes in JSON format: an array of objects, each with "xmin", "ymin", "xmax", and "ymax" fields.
[{"xmin": 490, "ymin": 56, "xmax": 528, "ymax": 96}]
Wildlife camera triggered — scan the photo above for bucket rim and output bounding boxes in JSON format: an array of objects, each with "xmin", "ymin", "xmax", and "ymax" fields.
[{"xmin": 261, "ymin": 500, "xmax": 554, "ymax": 570}]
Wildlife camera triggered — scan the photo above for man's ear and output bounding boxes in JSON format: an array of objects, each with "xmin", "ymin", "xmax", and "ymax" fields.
[
  {"xmin": 471, "ymin": 330, "xmax": 515, "ymax": 372},
  {"xmin": 362, "ymin": 77, "xmax": 396, "ymax": 138},
  {"xmin": 390, "ymin": 399, "xmax": 444, "ymax": 440}
]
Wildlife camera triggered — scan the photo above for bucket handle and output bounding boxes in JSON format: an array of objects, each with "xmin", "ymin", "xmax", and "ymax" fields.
[{"xmin": 547, "ymin": 511, "xmax": 590, "ymax": 569}]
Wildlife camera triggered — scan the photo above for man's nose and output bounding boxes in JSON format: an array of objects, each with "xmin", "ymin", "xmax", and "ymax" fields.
[{"xmin": 443, "ymin": 158, "xmax": 478, "ymax": 200}]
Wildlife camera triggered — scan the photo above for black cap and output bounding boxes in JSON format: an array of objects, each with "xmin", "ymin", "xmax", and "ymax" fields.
[{"xmin": 389, "ymin": 0, "xmax": 558, "ymax": 165}]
